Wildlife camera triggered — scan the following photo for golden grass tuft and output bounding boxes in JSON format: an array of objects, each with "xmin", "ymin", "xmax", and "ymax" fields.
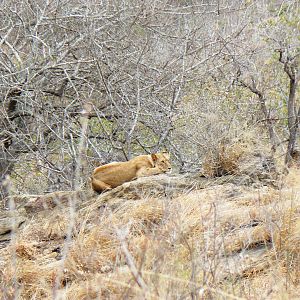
[
  {"xmin": 119, "ymin": 198, "xmax": 164, "ymax": 231},
  {"xmin": 1, "ymin": 258, "xmax": 57, "ymax": 299},
  {"xmin": 63, "ymin": 271, "xmax": 144, "ymax": 300},
  {"xmin": 64, "ymin": 226, "xmax": 118, "ymax": 277},
  {"xmin": 232, "ymin": 187, "xmax": 280, "ymax": 206},
  {"xmin": 41, "ymin": 212, "xmax": 71, "ymax": 240},
  {"xmin": 283, "ymin": 167, "xmax": 300, "ymax": 190},
  {"xmin": 274, "ymin": 207, "xmax": 300, "ymax": 285},
  {"xmin": 18, "ymin": 210, "xmax": 73, "ymax": 243},
  {"xmin": 203, "ymin": 141, "xmax": 247, "ymax": 177},
  {"xmin": 15, "ymin": 242, "xmax": 37, "ymax": 260},
  {"xmin": 64, "ymin": 279, "xmax": 103, "ymax": 299}
]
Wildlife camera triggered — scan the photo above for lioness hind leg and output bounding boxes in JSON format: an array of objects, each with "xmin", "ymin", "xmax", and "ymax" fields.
[{"xmin": 91, "ymin": 178, "xmax": 112, "ymax": 193}]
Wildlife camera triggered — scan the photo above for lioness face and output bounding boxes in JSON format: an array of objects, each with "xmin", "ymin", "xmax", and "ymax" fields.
[{"xmin": 153, "ymin": 153, "xmax": 172, "ymax": 172}]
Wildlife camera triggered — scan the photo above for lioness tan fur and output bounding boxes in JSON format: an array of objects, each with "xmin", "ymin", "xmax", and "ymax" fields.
[{"xmin": 91, "ymin": 152, "xmax": 171, "ymax": 192}]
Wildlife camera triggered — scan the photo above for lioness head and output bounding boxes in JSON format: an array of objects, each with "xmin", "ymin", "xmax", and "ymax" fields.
[{"xmin": 151, "ymin": 152, "xmax": 171, "ymax": 172}]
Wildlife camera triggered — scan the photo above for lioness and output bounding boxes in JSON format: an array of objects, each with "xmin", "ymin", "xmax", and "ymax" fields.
[{"xmin": 91, "ymin": 152, "xmax": 171, "ymax": 192}]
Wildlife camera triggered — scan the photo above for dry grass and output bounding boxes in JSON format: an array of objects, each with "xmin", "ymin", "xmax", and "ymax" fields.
[
  {"xmin": 202, "ymin": 141, "xmax": 247, "ymax": 177},
  {"xmin": 202, "ymin": 134, "xmax": 277, "ymax": 184},
  {"xmin": 65, "ymin": 226, "xmax": 119, "ymax": 276},
  {"xmin": 274, "ymin": 207, "xmax": 300, "ymax": 286},
  {"xmin": 1, "ymin": 167, "xmax": 300, "ymax": 299}
]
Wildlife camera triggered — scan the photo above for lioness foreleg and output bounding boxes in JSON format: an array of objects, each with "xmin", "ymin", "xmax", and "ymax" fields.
[{"xmin": 136, "ymin": 166, "xmax": 163, "ymax": 178}]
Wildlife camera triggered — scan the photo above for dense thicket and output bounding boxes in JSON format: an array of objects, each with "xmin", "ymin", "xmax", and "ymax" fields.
[{"xmin": 0, "ymin": 0, "xmax": 299, "ymax": 195}]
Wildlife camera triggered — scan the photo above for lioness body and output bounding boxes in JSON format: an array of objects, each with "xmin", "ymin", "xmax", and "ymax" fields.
[{"xmin": 91, "ymin": 153, "xmax": 171, "ymax": 192}]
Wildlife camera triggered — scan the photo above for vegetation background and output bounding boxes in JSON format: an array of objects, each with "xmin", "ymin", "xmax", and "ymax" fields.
[
  {"xmin": 0, "ymin": 0, "xmax": 299, "ymax": 299},
  {"xmin": 1, "ymin": 0, "xmax": 299, "ymax": 195}
]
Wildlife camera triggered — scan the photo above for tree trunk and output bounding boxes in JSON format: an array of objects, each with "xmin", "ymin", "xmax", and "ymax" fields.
[{"xmin": 285, "ymin": 77, "xmax": 299, "ymax": 164}]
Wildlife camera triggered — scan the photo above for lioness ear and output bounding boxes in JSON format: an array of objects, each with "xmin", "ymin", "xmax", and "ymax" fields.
[{"xmin": 151, "ymin": 153, "xmax": 158, "ymax": 162}]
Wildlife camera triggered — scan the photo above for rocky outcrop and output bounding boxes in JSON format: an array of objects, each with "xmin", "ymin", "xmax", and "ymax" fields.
[
  {"xmin": 0, "ymin": 209, "xmax": 26, "ymax": 242},
  {"xmin": 0, "ymin": 170, "xmax": 280, "ymax": 244}
]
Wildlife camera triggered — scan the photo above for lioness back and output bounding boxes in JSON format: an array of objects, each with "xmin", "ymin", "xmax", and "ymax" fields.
[
  {"xmin": 91, "ymin": 153, "xmax": 171, "ymax": 192},
  {"xmin": 93, "ymin": 157, "xmax": 151, "ymax": 187}
]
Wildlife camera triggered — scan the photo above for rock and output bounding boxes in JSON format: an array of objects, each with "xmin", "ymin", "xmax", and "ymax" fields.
[
  {"xmin": 0, "ymin": 209, "xmax": 26, "ymax": 240},
  {"xmin": 23, "ymin": 190, "xmax": 90, "ymax": 213},
  {"xmin": 79, "ymin": 173, "xmax": 211, "ymax": 213},
  {"xmin": 238, "ymin": 151, "xmax": 279, "ymax": 186}
]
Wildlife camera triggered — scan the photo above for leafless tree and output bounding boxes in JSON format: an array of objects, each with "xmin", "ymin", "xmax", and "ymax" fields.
[
  {"xmin": 277, "ymin": 49, "xmax": 299, "ymax": 163},
  {"xmin": 225, "ymin": 1, "xmax": 299, "ymax": 160}
]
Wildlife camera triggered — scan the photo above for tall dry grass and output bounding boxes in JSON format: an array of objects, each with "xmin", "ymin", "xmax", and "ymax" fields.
[{"xmin": 1, "ymin": 167, "xmax": 300, "ymax": 299}]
